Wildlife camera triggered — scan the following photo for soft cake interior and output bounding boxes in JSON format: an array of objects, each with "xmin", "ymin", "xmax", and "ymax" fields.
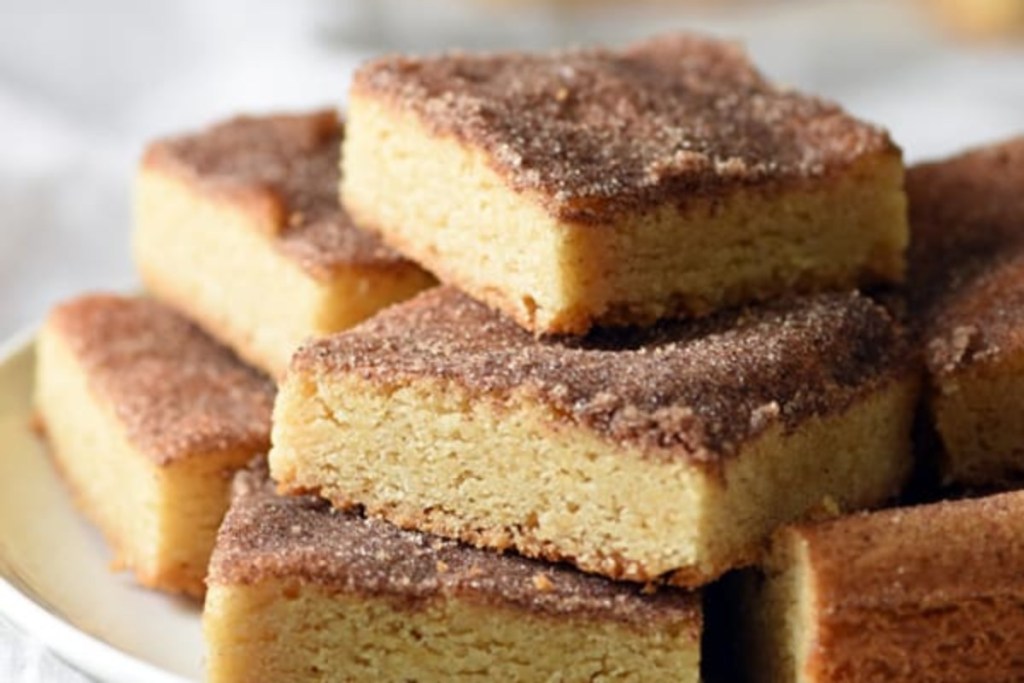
[
  {"xmin": 271, "ymin": 370, "xmax": 916, "ymax": 587},
  {"xmin": 135, "ymin": 168, "xmax": 432, "ymax": 378},
  {"xmin": 35, "ymin": 326, "xmax": 253, "ymax": 597},
  {"xmin": 343, "ymin": 95, "xmax": 907, "ymax": 334},
  {"xmin": 204, "ymin": 579, "xmax": 700, "ymax": 683}
]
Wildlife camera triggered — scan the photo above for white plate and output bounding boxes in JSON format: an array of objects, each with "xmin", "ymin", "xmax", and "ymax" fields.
[{"xmin": 0, "ymin": 332, "xmax": 203, "ymax": 683}]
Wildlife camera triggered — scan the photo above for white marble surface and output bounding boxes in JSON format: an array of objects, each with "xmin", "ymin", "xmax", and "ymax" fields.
[{"xmin": 0, "ymin": 1, "xmax": 1022, "ymax": 680}]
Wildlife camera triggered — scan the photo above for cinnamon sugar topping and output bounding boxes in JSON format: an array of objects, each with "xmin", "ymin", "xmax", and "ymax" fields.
[
  {"xmin": 294, "ymin": 286, "xmax": 908, "ymax": 461},
  {"xmin": 907, "ymin": 138, "xmax": 1024, "ymax": 376},
  {"xmin": 210, "ymin": 463, "xmax": 700, "ymax": 629},
  {"xmin": 142, "ymin": 110, "xmax": 406, "ymax": 277},
  {"xmin": 353, "ymin": 34, "xmax": 898, "ymax": 223},
  {"xmin": 48, "ymin": 295, "xmax": 274, "ymax": 464}
]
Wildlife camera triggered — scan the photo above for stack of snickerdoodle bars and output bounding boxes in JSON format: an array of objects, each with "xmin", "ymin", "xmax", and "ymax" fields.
[{"xmin": 33, "ymin": 32, "xmax": 1024, "ymax": 683}]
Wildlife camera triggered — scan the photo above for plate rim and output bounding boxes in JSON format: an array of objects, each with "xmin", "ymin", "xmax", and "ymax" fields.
[{"xmin": 0, "ymin": 329, "xmax": 196, "ymax": 683}]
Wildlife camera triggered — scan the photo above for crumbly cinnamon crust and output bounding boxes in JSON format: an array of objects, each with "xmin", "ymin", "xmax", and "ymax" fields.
[
  {"xmin": 47, "ymin": 295, "xmax": 274, "ymax": 464},
  {"xmin": 293, "ymin": 286, "xmax": 908, "ymax": 461},
  {"xmin": 907, "ymin": 137, "xmax": 1024, "ymax": 376},
  {"xmin": 791, "ymin": 490, "xmax": 1024, "ymax": 681},
  {"xmin": 210, "ymin": 463, "xmax": 700, "ymax": 630},
  {"xmin": 142, "ymin": 110, "xmax": 406, "ymax": 278},
  {"xmin": 353, "ymin": 33, "xmax": 899, "ymax": 224},
  {"xmin": 798, "ymin": 492, "xmax": 1024, "ymax": 608}
]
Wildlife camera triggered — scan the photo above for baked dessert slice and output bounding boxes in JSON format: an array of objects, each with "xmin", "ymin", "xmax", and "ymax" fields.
[
  {"xmin": 908, "ymin": 137, "xmax": 1024, "ymax": 486},
  {"xmin": 134, "ymin": 109, "xmax": 434, "ymax": 377},
  {"xmin": 204, "ymin": 463, "xmax": 702, "ymax": 683},
  {"xmin": 734, "ymin": 490, "xmax": 1024, "ymax": 682},
  {"xmin": 342, "ymin": 33, "xmax": 908, "ymax": 335},
  {"xmin": 270, "ymin": 286, "xmax": 918, "ymax": 587},
  {"xmin": 34, "ymin": 294, "xmax": 274, "ymax": 597}
]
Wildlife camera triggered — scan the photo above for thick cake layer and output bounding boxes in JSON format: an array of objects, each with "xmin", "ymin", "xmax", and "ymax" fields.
[
  {"xmin": 908, "ymin": 137, "xmax": 1024, "ymax": 485},
  {"xmin": 271, "ymin": 287, "xmax": 917, "ymax": 587},
  {"xmin": 34, "ymin": 295, "xmax": 274, "ymax": 597},
  {"xmin": 204, "ymin": 464, "xmax": 701, "ymax": 683},
  {"xmin": 342, "ymin": 33, "xmax": 908, "ymax": 334},
  {"xmin": 736, "ymin": 490, "xmax": 1024, "ymax": 682},
  {"xmin": 135, "ymin": 110, "xmax": 434, "ymax": 377}
]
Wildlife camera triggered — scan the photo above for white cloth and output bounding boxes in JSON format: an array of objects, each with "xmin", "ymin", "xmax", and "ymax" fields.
[
  {"xmin": 1, "ymin": 1, "xmax": 1022, "ymax": 681},
  {"xmin": 0, "ymin": 617, "xmax": 92, "ymax": 683}
]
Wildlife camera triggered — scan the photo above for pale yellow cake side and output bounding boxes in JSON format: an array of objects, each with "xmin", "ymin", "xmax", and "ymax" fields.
[
  {"xmin": 34, "ymin": 325, "xmax": 254, "ymax": 597},
  {"xmin": 732, "ymin": 492, "xmax": 1024, "ymax": 682},
  {"xmin": 134, "ymin": 169, "xmax": 433, "ymax": 378},
  {"xmin": 270, "ymin": 371, "xmax": 916, "ymax": 587},
  {"xmin": 931, "ymin": 352, "xmax": 1024, "ymax": 485},
  {"xmin": 739, "ymin": 532, "xmax": 817, "ymax": 683},
  {"xmin": 342, "ymin": 94, "xmax": 908, "ymax": 335},
  {"xmin": 204, "ymin": 578, "xmax": 701, "ymax": 683},
  {"xmin": 155, "ymin": 451, "xmax": 257, "ymax": 596}
]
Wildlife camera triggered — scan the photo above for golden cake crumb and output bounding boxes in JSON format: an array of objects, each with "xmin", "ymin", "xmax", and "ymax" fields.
[
  {"xmin": 35, "ymin": 294, "xmax": 273, "ymax": 597},
  {"xmin": 272, "ymin": 286, "xmax": 918, "ymax": 587},
  {"xmin": 342, "ymin": 33, "xmax": 907, "ymax": 334},
  {"xmin": 135, "ymin": 110, "xmax": 433, "ymax": 376}
]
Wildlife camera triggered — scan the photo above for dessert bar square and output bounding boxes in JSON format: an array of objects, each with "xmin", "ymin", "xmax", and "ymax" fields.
[
  {"xmin": 34, "ymin": 295, "xmax": 274, "ymax": 597},
  {"xmin": 204, "ymin": 463, "xmax": 702, "ymax": 683},
  {"xmin": 733, "ymin": 490, "xmax": 1024, "ymax": 682},
  {"xmin": 135, "ymin": 110, "xmax": 434, "ymax": 377},
  {"xmin": 342, "ymin": 34, "xmax": 908, "ymax": 335},
  {"xmin": 270, "ymin": 286, "xmax": 918, "ymax": 587},
  {"xmin": 908, "ymin": 137, "xmax": 1024, "ymax": 485}
]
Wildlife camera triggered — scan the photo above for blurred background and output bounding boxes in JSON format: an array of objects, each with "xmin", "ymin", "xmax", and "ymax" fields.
[{"xmin": 0, "ymin": 0, "xmax": 1022, "ymax": 342}]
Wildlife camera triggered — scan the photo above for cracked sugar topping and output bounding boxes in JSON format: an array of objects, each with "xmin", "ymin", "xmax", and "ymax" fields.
[
  {"xmin": 907, "ymin": 138, "xmax": 1024, "ymax": 376},
  {"xmin": 48, "ymin": 295, "xmax": 274, "ymax": 464},
  {"xmin": 143, "ymin": 110, "xmax": 407, "ymax": 277},
  {"xmin": 353, "ymin": 33, "xmax": 898, "ymax": 223},
  {"xmin": 210, "ymin": 462, "xmax": 700, "ymax": 630},
  {"xmin": 294, "ymin": 286, "xmax": 908, "ymax": 463}
]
